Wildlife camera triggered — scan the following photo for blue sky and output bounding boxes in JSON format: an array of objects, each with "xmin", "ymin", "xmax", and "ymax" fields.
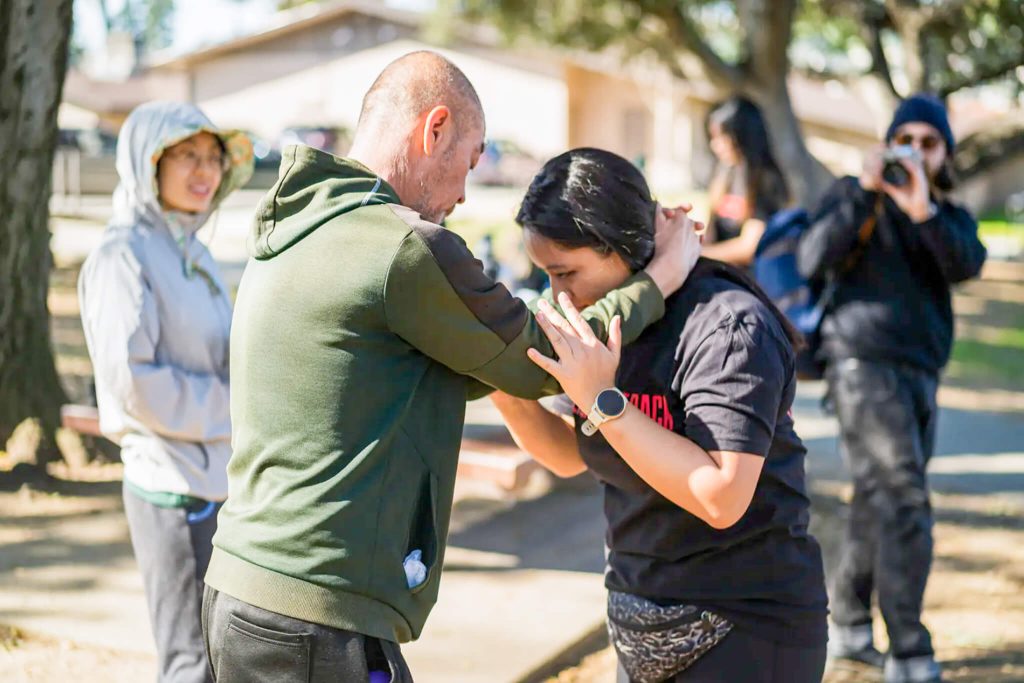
[{"xmin": 73, "ymin": 0, "xmax": 434, "ymax": 56}]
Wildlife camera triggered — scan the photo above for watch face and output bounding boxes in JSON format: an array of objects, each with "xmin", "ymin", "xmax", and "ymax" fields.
[{"xmin": 596, "ymin": 389, "xmax": 626, "ymax": 417}]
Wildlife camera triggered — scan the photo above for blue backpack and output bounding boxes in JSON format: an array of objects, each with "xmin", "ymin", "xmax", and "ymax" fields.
[
  {"xmin": 753, "ymin": 205, "xmax": 879, "ymax": 379},
  {"xmin": 753, "ymin": 208, "xmax": 829, "ymax": 379},
  {"xmin": 753, "ymin": 209, "xmax": 825, "ymax": 332}
]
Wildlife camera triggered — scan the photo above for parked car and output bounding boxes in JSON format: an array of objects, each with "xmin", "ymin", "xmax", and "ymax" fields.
[
  {"xmin": 278, "ymin": 125, "xmax": 352, "ymax": 157},
  {"xmin": 249, "ymin": 132, "xmax": 282, "ymax": 171},
  {"xmin": 469, "ymin": 139, "xmax": 541, "ymax": 187},
  {"xmin": 244, "ymin": 131, "xmax": 283, "ymax": 190}
]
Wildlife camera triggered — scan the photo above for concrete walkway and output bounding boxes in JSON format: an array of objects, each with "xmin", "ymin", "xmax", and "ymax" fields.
[{"xmin": 794, "ymin": 380, "xmax": 1024, "ymax": 505}]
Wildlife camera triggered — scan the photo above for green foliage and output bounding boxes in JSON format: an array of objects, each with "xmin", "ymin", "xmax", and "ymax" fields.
[
  {"xmin": 462, "ymin": 1, "xmax": 743, "ymax": 66},
  {"xmin": 924, "ymin": 0, "xmax": 1024, "ymax": 97},
  {"xmin": 75, "ymin": 0, "xmax": 176, "ymax": 54},
  {"xmin": 796, "ymin": 0, "xmax": 1024, "ymax": 97},
  {"xmin": 791, "ymin": 1, "xmax": 869, "ymax": 77},
  {"xmin": 951, "ymin": 337, "xmax": 1024, "ymax": 388},
  {"xmin": 141, "ymin": 0, "xmax": 174, "ymax": 53},
  {"xmin": 466, "ymin": 0, "xmax": 1024, "ymax": 98}
]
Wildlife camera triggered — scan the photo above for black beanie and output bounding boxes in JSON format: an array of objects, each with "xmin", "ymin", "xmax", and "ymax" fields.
[{"xmin": 885, "ymin": 93, "xmax": 955, "ymax": 153}]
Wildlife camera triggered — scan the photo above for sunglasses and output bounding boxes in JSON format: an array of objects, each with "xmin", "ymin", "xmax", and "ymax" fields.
[{"xmin": 894, "ymin": 133, "xmax": 943, "ymax": 151}]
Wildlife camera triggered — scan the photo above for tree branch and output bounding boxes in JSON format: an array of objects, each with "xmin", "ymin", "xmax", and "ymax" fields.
[
  {"xmin": 955, "ymin": 122, "xmax": 1024, "ymax": 180},
  {"xmin": 633, "ymin": 24, "xmax": 691, "ymax": 81},
  {"xmin": 863, "ymin": 12, "xmax": 901, "ymax": 97},
  {"xmin": 811, "ymin": 0, "xmax": 901, "ymax": 96},
  {"xmin": 636, "ymin": 1, "xmax": 745, "ymax": 89},
  {"xmin": 917, "ymin": 0, "xmax": 973, "ymax": 27},
  {"xmin": 96, "ymin": 0, "xmax": 113, "ymax": 32},
  {"xmin": 884, "ymin": 0, "xmax": 932, "ymax": 92},
  {"xmin": 938, "ymin": 56, "xmax": 1024, "ymax": 98}
]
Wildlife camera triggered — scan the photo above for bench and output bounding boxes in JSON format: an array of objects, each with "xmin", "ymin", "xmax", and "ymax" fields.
[{"xmin": 60, "ymin": 404, "xmax": 103, "ymax": 437}]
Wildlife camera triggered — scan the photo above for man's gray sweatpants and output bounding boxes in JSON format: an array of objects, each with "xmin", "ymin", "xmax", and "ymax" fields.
[{"xmin": 123, "ymin": 484, "xmax": 220, "ymax": 683}]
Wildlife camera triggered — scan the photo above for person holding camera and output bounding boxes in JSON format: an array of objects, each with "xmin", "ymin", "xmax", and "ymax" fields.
[{"xmin": 798, "ymin": 94, "xmax": 986, "ymax": 683}]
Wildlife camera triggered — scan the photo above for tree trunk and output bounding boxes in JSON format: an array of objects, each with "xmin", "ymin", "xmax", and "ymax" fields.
[
  {"xmin": 673, "ymin": 0, "xmax": 834, "ymax": 207},
  {"xmin": 0, "ymin": 0, "xmax": 74, "ymax": 460},
  {"xmin": 747, "ymin": 80, "xmax": 835, "ymax": 208}
]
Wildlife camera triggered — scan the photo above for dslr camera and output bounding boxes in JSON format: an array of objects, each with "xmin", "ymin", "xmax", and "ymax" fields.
[{"xmin": 881, "ymin": 145, "xmax": 921, "ymax": 186}]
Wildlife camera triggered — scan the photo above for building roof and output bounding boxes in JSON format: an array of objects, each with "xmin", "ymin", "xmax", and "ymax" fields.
[
  {"xmin": 145, "ymin": 0, "xmax": 881, "ymax": 138},
  {"xmin": 148, "ymin": 0, "xmax": 435, "ymax": 70}
]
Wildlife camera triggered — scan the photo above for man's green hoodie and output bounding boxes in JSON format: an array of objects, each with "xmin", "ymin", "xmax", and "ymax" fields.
[{"xmin": 206, "ymin": 145, "xmax": 665, "ymax": 643}]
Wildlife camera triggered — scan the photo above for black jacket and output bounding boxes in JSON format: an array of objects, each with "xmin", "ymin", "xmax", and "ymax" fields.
[{"xmin": 797, "ymin": 176, "xmax": 986, "ymax": 373}]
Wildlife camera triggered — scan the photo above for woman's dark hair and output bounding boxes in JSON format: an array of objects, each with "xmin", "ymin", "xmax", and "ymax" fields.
[
  {"xmin": 517, "ymin": 147, "xmax": 805, "ymax": 351},
  {"xmin": 516, "ymin": 147, "xmax": 656, "ymax": 271},
  {"xmin": 706, "ymin": 96, "xmax": 790, "ymax": 215}
]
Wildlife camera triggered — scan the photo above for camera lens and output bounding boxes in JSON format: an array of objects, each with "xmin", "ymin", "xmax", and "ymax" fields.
[{"xmin": 882, "ymin": 161, "xmax": 910, "ymax": 186}]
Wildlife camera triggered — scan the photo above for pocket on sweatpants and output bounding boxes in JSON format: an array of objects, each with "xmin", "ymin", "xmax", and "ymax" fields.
[{"xmin": 218, "ymin": 613, "xmax": 311, "ymax": 683}]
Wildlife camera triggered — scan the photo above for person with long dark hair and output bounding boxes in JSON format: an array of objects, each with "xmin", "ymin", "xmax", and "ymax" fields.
[
  {"xmin": 490, "ymin": 148, "xmax": 828, "ymax": 682},
  {"xmin": 702, "ymin": 96, "xmax": 789, "ymax": 266}
]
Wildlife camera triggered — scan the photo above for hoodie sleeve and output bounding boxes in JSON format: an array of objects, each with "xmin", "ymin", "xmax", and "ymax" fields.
[
  {"xmin": 79, "ymin": 239, "xmax": 231, "ymax": 443},
  {"xmin": 383, "ymin": 209, "xmax": 665, "ymax": 399},
  {"xmin": 914, "ymin": 202, "xmax": 987, "ymax": 284},
  {"xmin": 797, "ymin": 176, "xmax": 875, "ymax": 282}
]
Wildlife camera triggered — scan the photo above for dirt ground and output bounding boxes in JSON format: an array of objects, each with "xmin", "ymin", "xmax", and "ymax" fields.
[
  {"xmin": 3, "ymin": 469, "xmax": 1023, "ymax": 682},
  {"xmin": 0, "ymin": 464, "xmax": 154, "ymax": 682},
  {"xmin": 1, "ymin": 626, "xmax": 155, "ymax": 683},
  {"xmin": 549, "ymin": 485, "xmax": 1024, "ymax": 683}
]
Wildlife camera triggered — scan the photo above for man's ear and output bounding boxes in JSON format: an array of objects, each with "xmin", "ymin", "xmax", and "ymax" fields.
[{"xmin": 422, "ymin": 105, "xmax": 451, "ymax": 158}]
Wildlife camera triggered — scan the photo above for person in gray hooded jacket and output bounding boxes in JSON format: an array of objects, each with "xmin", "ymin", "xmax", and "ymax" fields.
[{"xmin": 78, "ymin": 101, "xmax": 252, "ymax": 683}]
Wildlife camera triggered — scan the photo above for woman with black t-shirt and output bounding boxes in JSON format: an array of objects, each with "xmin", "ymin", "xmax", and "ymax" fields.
[
  {"xmin": 491, "ymin": 148, "xmax": 828, "ymax": 683},
  {"xmin": 702, "ymin": 96, "xmax": 789, "ymax": 267}
]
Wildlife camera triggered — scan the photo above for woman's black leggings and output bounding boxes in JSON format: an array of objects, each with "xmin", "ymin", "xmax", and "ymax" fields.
[{"xmin": 616, "ymin": 628, "xmax": 827, "ymax": 683}]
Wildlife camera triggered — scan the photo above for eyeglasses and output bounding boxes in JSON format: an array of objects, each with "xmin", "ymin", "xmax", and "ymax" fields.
[
  {"xmin": 163, "ymin": 148, "xmax": 230, "ymax": 173},
  {"xmin": 894, "ymin": 133, "xmax": 943, "ymax": 151}
]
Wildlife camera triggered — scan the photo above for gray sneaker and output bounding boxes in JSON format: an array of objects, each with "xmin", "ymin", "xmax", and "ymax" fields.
[
  {"xmin": 829, "ymin": 623, "xmax": 886, "ymax": 668},
  {"xmin": 884, "ymin": 654, "xmax": 942, "ymax": 683}
]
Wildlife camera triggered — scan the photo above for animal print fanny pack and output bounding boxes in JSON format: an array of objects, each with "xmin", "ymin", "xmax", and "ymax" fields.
[{"xmin": 607, "ymin": 591, "xmax": 733, "ymax": 683}]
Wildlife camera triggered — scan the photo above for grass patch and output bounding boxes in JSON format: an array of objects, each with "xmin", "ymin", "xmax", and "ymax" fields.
[
  {"xmin": 978, "ymin": 212, "xmax": 1024, "ymax": 256},
  {"xmin": 979, "ymin": 220, "xmax": 1024, "ymax": 239},
  {"xmin": 985, "ymin": 326, "xmax": 1024, "ymax": 349},
  {"xmin": 949, "ymin": 337, "xmax": 1024, "ymax": 387}
]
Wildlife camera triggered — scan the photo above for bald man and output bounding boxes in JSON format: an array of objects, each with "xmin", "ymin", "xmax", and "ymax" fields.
[{"xmin": 202, "ymin": 51, "xmax": 698, "ymax": 681}]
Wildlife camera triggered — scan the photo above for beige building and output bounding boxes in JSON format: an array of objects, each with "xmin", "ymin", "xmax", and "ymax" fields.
[{"xmin": 146, "ymin": 0, "xmax": 882, "ymax": 195}]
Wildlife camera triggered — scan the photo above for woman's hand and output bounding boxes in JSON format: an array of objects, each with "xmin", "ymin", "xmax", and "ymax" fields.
[
  {"xmin": 527, "ymin": 292, "xmax": 622, "ymax": 412},
  {"xmin": 643, "ymin": 203, "xmax": 705, "ymax": 298}
]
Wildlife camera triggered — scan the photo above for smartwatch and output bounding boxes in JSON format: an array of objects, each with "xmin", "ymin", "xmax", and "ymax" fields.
[{"xmin": 581, "ymin": 388, "xmax": 628, "ymax": 436}]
